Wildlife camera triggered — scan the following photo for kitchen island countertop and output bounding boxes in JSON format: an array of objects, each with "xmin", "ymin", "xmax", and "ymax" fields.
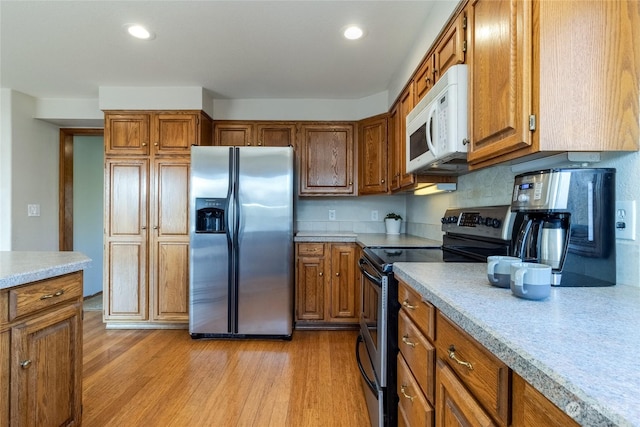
[
  {"xmin": 0, "ymin": 251, "xmax": 92, "ymax": 290},
  {"xmin": 294, "ymin": 232, "xmax": 441, "ymax": 248},
  {"xmin": 393, "ymin": 262, "xmax": 640, "ymax": 427}
]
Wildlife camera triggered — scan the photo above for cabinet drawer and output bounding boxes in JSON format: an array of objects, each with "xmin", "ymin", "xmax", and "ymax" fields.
[
  {"xmin": 436, "ymin": 312, "xmax": 510, "ymax": 426},
  {"xmin": 398, "ymin": 309, "xmax": 435, "ymax": 404},
  {"xmin": 297, "ymin": 243, "xmax": 325, "ymax": 257},
  {"xmin": 9, "ymin": 272, "xmax": 82, "ymax": 321},
  {"xmin": 398, "ymin": 280, "xmax": 435, "ymax": 341},
  {"xmin": 397, "ymin": 353, "xmax": 434, "ymax": 427}
]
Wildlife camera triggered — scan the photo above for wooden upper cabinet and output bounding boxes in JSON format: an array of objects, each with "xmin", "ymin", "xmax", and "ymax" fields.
[
  {"xmin": 467, "ymin": 0, "xmax": 533, "ymax": 165},
  {"xmin": 153, "ymin": 113, "xmax": 197, "ymax": 155},
  {"xmin": 214, "ymin": 122, "xmax": 253, "ymax": 146},
  {"xmin": 105, "ymin": 113, "xmax": 151, "ymax": 156},
  {"xmin": 468, "ymin": 0, "xmax": 639, "ymax": 169},
  {"xmin": 434, "ymin": 10, "xmax": 467, "ymax": 81},
  {"xmin": 256, "ymin": 123, "xmax": 296, "ymax": 147},
  {"xmin": 398, "ymin": 87, "xmax": 416, "ymax": 189},
  {"xmin": 214, "ymin": 121, "xmax": 296, "ymax": 147},
  {"xmin": 414, "ymin": 55, "xmax": 435, "ymax": 104},
  {"xmin": 105, "ymin": 111, "xmax": 212, "ymax": 156},
  {"xmin": 299, "ymin": 123, "xmax": 355, "ymax": 196},
  {"xmin": 358, "ymin": 114, "xmax": 388, "ymax": 195}
]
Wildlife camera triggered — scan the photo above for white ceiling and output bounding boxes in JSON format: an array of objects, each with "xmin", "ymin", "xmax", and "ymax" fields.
[{"xmin": 0, "ymin": 1, "xmax": 441, "ymax": 101}]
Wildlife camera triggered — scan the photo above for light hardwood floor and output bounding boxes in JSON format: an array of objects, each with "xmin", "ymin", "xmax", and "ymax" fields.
[{"xmin": 82, "ymin": 311, "xmax": 371, "ymax": 426}]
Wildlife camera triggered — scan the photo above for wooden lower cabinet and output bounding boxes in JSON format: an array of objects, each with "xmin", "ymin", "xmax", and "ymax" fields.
[
  {"xmin": 295, "ymin": 242, "xmax": 359, "ymax": 328},
  {"xmin": 1, "ymin": 272, "xmax": 83, "ymax": 427},
  {"xmin": 512, "ymin": 373, "xmax": 579, "ymax": 427},
  {"xmin": 104, "ymin": 157, "xmax": 190, "ymax": 327}
]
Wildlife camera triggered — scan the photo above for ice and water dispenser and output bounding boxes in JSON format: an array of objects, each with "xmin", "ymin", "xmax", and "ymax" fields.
[{"xmin": 195, "ymin": 198, "xmax": 226, "ymax": 233}]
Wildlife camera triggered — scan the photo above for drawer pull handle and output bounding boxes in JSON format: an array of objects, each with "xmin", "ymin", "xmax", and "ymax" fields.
[
  {"xmin": 40, "ymin": 290, "xmax": 64, "ymax": 300},
  {"xmin": 402, "ymin": 300, "xmax": 416, "ymax": 310},
  {"xmin": 20, "ymin": 359, "xmax": 32, "ymax": 369},
  {"xmin": 448, "ymin": 345, "xmax": 473, "ymax": 371},
  {"xmin": 402, "ymin": 335, "xmax": 417, "ymax": 348},
  {"xmin": 400, "ymin": 385, "xmax": 415, "ymax": 402}
]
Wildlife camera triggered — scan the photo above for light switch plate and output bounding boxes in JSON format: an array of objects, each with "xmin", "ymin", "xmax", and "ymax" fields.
[
  {"xmin": 27, "ymin": 204, "xmax": 40, "ymax": 217},
  {"xmin": 615, "ymin": 201, "xmax": 636, "ymax": 240},
  {"xmin": 371, "ymin": 210, "xmax": 379, "ymax": 221}
]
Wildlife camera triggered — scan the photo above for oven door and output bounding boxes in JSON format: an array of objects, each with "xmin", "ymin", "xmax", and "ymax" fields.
[{"xmin": 358, "ymin": 256, "xmax": 387, "ymax": 386}]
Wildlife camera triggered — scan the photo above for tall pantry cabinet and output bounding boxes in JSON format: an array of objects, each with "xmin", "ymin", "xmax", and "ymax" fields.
[{"xmin": 103, "ymin": 111, "xmax": 213, "ymax": 328}]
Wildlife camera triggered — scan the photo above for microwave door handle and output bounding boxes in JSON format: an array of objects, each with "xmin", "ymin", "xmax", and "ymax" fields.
[{"xmin": 425, "ymin": 102, "xmax": 438, "ymax": 154}]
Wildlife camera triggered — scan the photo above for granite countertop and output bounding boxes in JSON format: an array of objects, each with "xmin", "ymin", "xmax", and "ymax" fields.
[
  {"xmin": 393, "ymin": 262, "xmax": 640, "ymax": 427},
  {"xmin": 294, "ymin": 232, "xmax": 442, "ymax": 248},
  {"xmin": 0, "ymin": 251, "xmax": 92, "ymax": 290}
]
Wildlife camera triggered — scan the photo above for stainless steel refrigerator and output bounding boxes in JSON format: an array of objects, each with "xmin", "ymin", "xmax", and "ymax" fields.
[{"xmin": 189, "ymin": 146, "xmax": 294, "ymax": 339}]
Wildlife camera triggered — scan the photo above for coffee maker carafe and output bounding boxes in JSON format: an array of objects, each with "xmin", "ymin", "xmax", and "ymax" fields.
[{"xmin": 511, "ymin": 168, "xmax": 616, "ymax": 287}]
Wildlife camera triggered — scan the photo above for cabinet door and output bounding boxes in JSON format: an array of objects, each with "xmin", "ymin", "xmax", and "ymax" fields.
[
  {"xmin": 1, "ymin": 329, "xmax": 9, "ymax": 427},
  {"xmin": 153, "ymin": 113, "xmax": 197, "ymax": 155},
  {"xmin": 434, "ymin": 11, "xmax": 466, "ymax": 81},
  {"xmin": 10, "ymin": 304, "xmax": 81, "ymax": 427},
  {"xmin": 328, "ymin": 243, "xmax": 358, "ymax": 321},
  {"xmin": 414, "ymin": 55, "xmax": 435, "ymax": 104},
  {"xmin": 512, "ymin": 373, "xmax": 579, "ymax": 427},
  {"xmin": 150, "ymin": 158, "xmax": 190, "ymax": 322},
  {"xmin": 214, "ymin": 122, "xmax": 253, "ymax": 146},
  {"xmin": 435, "ymin": 359, "xmax": 496, "ymax": 427},
  {"xmin": 398, "ymin": 88, "xmax": 416, "ymax": 189},
  {"xmin": 358, "ymin": 115, "xmax": 388, "ymax": 195},
  {"xmin": 104, "ymin": 158, "xmax": 149, "ymax": 321},
  {"xmin": 299, "ymin": 124, "xmax": 355, "ymax": 196},
  {"xmin": 105, "ymin": 113, "xmax": 151, "ymax": 156},
  {"xmin": 256, "ymin": 123, "xmax": 296, "ymax": 147},
  {"xmin": 467, "ymin": 0, "xmax": 533, "ymax": 165},
  {"xmin": 296, "ymin": 256, "xmax": 326, "ymax": 321},
  {"xmin": 388, "ymin": 104, "xmax": 401, "ymax": 191}
]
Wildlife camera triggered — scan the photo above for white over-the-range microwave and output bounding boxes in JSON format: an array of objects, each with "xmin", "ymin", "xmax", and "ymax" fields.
[{"xmin": 406, "ymin": 64, "xmax": 468, "ymax": 174}]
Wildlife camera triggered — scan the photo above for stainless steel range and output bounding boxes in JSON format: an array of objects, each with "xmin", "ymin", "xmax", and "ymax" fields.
[{"xmin": 356, "ymin": 205, "xmax": 515, "ymax": 427}]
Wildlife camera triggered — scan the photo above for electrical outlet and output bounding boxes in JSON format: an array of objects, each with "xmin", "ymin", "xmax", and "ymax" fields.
[
  {"xmin": 27, "ymin": 204, "xmax": 40, "ymax": 217},
  {"xmin": 328, "ymin": 209, "xmax": 336, "ymax": 221},
  {"xmin": 615, "ymin": 201, "xmax": 636, "ymax": 240},
  {"xmin": 371, "ymin": 210, "xmax": 379, "ymax": 221}
]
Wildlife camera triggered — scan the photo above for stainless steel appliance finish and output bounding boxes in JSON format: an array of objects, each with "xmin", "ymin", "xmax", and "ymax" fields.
[
  {"xmin": 511, "ymin": 168, "xmax": 616, "ymax": 287},
  {"xmin": 189, "ymin": 146, "xmax": 294, "ymax": 339},
  {"xmin": 356, "ymin": 206, "xmax": 514, "ymax": 427}
]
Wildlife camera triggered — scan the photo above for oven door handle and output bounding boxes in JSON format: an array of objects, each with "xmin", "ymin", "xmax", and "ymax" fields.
[
  {"xmin": 355, "ymin": 334, "xmax": 377, "ymax": 394},
  {"xmin": 358, "ymin": 258, "xmax": 382, "ymax": 287}
]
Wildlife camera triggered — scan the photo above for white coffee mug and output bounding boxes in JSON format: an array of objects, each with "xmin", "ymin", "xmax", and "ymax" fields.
[
  {"xmin": 487, "ymin": 256, "xmax": 521, "ymax": 288},
  {"xmin": 510, "ymin": 262, "xmax": 552, "ymax": 300}
]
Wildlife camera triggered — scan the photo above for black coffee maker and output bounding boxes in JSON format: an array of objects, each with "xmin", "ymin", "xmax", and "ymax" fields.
[{"xmin": 511, "ymin": 168, "xmax": 616, "ymax": 287}]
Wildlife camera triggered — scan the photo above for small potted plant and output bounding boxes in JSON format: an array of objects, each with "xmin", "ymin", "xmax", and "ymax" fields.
[{"xmin": 384, "ymin": 213, "xmax": 403, "ymax": 235}]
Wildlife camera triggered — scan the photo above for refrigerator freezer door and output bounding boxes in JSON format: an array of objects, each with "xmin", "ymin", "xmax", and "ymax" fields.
[
  {"xmin": 236, "ymin": 147, "xmax": 294, "ymax": 336},
  {"xmin": 189, "ymin": 147, "xmax": 232, "ymax": 334}
]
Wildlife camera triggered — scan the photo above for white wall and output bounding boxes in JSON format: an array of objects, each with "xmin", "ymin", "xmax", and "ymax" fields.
[
  {"xmin": 2, "ymin": 90, "xmax": 60, "ymax": 250},
  {"xmin": 0, "ymin": 89, "xmax": 12, "ymax": 250}
]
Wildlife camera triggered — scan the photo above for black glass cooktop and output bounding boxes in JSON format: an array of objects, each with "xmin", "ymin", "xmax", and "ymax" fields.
[{"xmin": 364, "ymin": 247, "xmax": 443, "ymax": 272}]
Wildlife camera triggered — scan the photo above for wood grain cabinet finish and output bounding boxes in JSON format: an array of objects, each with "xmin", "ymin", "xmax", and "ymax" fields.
[
  {"xmin": 512, "ymin": 372, "xmax": 579, "ymax": 427},
  {"xmin": 1, "ymin": 271, "xmax": 83, "ymax": 427},
  {"xmin": 214, "ymin": 121, "xmax": 297, "ymax": 147},
  {"xmin": 435, "ymin": 312, "xmax": 510, "ymax": 427},
  {"xmin": 397, "ymin": 353, "xmax": 434, "ymax": 427},
  {"xmin": 104, "ymin": 110, "xmax": 212, "ymax": 328},
  {"xmin": 299, "ymin": 123, "xmax": 355, "ymax": 196},
  {"xmin": 106, "ymin": 111, "xmax": 212, "ymax": 156},
  {"xmin": 357, "ymin": 114, "xmax": 388, "ymax": 195},
  {"xmin": 295, "ymin": 242, "xmax": 359, "ymax": 327},
  {"xmin": 467, "ymin": 0, "xmax": 640, "ymax": 168}
]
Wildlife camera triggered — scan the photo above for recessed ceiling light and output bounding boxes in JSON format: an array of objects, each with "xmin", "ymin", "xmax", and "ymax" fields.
[
  {"xmin": 343, "ymin": 25, "xmax": 364, "ymax": 40},
  {"xmin": 126, "ymin": 24, "xmax": 155, "ymax": 40}
]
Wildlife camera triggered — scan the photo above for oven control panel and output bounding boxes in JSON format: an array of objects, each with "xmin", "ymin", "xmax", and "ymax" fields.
[{"xmin": 441, "ymin": 206, "xmax": 515, "ymax": 241}]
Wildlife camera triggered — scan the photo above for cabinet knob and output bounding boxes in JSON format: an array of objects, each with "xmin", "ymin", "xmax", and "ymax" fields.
[
  {"xmin": 247, "ymin": 143, "xmax": 251, "ymax": 146},
  {"xmin": 335, "ymin": 272, "xmax": 340, "ymax": 277},
  {"xmin": 258, "ymin": 143, "xmax": 262, "ymax": 146},
  {"xmin": 319, "ymin": 272, "xmax": 323, "ymax": 276},
  {"xmin": 20, "ymin": 360, "xmax": 32, "ymax": 369},
  {"xmin": 381, "ymin": 179, "xmax": 385, "ymax": 183},
  {"xmin": 142, "ymin": 142, "xmax": 147, "ymax": 146},
  {"xmin": 349, "ymin": 182, "xmax": 353, "ymax": 185},
  {"xmin": 462, "ymin": 138, "xmax": 470, "ymax": 146},
  {"xmin": 154, "ymin": 142, "xmax": 159, "ymax": 146},
  {"xmin": 153, "ymin": 226, "xmax": 158, "ymax": 230},
  {"xmin": 142, "ymin": 226, "xmax": 147, "ymax": 230}
]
